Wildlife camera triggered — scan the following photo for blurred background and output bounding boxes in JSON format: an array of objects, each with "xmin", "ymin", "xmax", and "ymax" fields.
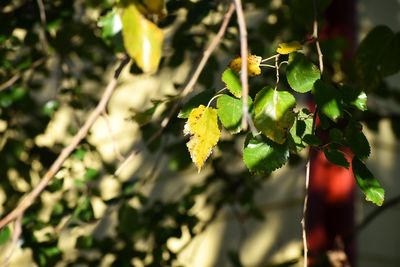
[{"xmin": 0, "ymin": 0, "xmax": 399, "ymax": 266}]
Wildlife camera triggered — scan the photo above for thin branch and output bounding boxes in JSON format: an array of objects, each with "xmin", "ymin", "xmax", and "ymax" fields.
[
  {"xmin": 36, "ymin": 0, "xmax": 49, "ymax": 52},
  {"xmin": 233, "ymin": 0, "xmax": 249, "ymax": 131},
  {"xmin": 0, "ymin": 56, "xmax": 130, "ymax": 230},
  {"xmin": 115, "ymin": 4, "xmax": 235, "ymax": 176},
  {"xmin": 302, "ymin": 0, "xmax": 324, "ymax": 265},
  {"xmin": 0, "ymin": 58, "xmax": 46, "ymax": 91},
  {"xmin": 274, "ymin": 55, "xmax": 280, "ymax": 90}
]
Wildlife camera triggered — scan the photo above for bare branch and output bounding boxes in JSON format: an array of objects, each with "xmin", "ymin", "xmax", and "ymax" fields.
[
  {"xmin": 302, "ymin": 1, "xmax": 324, "ymax": 266},
  {"xmin": 0, "ymin": 56, "xmax": 130, "ymax": 230},
  {"xmin": 36, "ymin": 0, "xmax": 49, "ymax": 52},
  {"xmin": 0, "ymin": 58, "xmax": 46, "ymax": 91},
  {"xmin": 115, "ymin": 4, "xmax": 235, "ymax": 176},
  {"xmin": 0, "ymin": 215, "xmax": 22, "ymax": 267},
  {"xmin": 233, "ymin": 0, "xmax": 250, "ymax": 131}
]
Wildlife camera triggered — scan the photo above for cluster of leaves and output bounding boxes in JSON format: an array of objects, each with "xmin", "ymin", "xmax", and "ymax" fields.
[{"xmin": 181, "ymin": 39, "xmax": 386, "ymax": 206}]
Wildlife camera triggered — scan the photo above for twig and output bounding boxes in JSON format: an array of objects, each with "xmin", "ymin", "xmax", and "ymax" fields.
[
  {"xmin": 35, "ymin": 0, "xmax": 49, "ymax": 52},
  {"xmin": 274, "ymin": 55, "xmax": 280, "ymax": 90},
  {"xmin": 0, "ymin": 58, "xmax": 46, "ymax": 91},
  {"xmin": 115, "ymin": 4, "xmax": 235, "ymax": 176},
  {"xmin": 233, "ymin": 0, "xmax": 249, "ymax": 131},
  {"xmin": 0, "ymin": 56, "xmax": 130, "ymax": 230},
  {"xmin": 302, "ymin": 1, "xmax": 324, "ymax": 265},
  {"xmin": 0, "ymin": 215, "xmax": 22, "ymax": 267}
]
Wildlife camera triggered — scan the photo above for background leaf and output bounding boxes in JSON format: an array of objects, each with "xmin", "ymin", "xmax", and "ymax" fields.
[
  {"xmin": 121, "ymin": 3, "xmax": 164, "ymax": 73},
  {"xmin": 286, "ymin": 52, "xmax": 320, "ymax": 93},
  {"xmin": 352, "ymin": 158, "xmax": 385, "ymax": 206},
  {"xmin": 254, "ymin": 87, "xmax": 296, "ymax": 144},
  {"xmin": 243, "ymin": 135, "xmax": 290, "ymax": 173}
]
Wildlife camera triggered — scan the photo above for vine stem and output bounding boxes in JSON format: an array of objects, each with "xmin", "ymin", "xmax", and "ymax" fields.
[
  {"xmin": 233, "ymin": 0, "xmax": 249, "ymax": 131},
  {"xmin": 302, "ymin": 0, "xmax": 323, "ymax": 266},
  {"xmin": 0, "ymin": 55, "xmax": 130, "ymax": 230},
  {"xmin": 115, "ymin": 3, "xmax": 235, "ymax": 176}
]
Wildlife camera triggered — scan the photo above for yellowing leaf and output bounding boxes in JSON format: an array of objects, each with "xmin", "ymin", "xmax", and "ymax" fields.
[
  {"xmin": 184, "ymin": 105, "xmax": 220, "ymax": 172},
  {"xmin": 276, "ymin": 41, "xmax": 302, "ymax": 55},
  {"xmin": 121, "ymin": 3, "xmax": 164, "ymax": 73},
  {"xmin": 228, "ymin": 54, "xmax": 262, "ymax": 76}
]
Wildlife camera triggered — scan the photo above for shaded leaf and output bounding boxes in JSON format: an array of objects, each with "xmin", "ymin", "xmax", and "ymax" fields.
[
  {"xmin": 286, "ymin": 52, "xmax": 320, "ymax": 93},
  {"xmin": 345, "ymin": 122, "xmax": 370, "ymax": 159},
  {"xmin": 217, "ymin": 94, "xmax": 252, "ymax": 134},
  {"xmin": 121, "ymin": 3, "xmax": 164, "ymax": 73},
  {"xmin": 276, "ymin": 41, "xmax": 302, "ymax": 54},
  {"xmin": 341, "ymin": 85, "xmax": 367, "ymax": 111},
  {"xmin": 313, "ymin": 80, "xmax": 342, "ymax": 121},
  {"xmin": 254, "ymin": 87, "xmax": 296, "ymax": 144},
  {"xmin": 178, "ymin": 89, "xmax": 215, "ymax": 119},
  {"xmin": 222, "ymin": 69, "xmax": 242, "ymax": 98},
  {"xmin": 324, "ymin": 148, "xmax": 349, "ymax": 169},
  {"xmin": 228, "ymin": 54, "xmax": 262, "ymax": 76},
  {"xmin": 184, "ymin": 105, "xmax": 220, "ymax": 171},
  {"xmin": 352, "ymin": 158, "xmax": 384, "ymax": 206},
  {"xmin": 356, "ymin": 26, "xmax": 400, "ymax": 90},
  {"xmin": 141, "ymin": 0, "xmax": 166, "ymax": 16},
  {"xmin": 243, "ymin": 135, "xmax": 289, "ymax": 173}
]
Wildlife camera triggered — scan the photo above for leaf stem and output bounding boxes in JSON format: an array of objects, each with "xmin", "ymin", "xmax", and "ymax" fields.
[
  {"xmin": 206, "ymin": 94, "xmax": 224, "ymax": 108},
  {"xmin": 261, "ymin": 54, "xmax": 279, "ymax": 63}
]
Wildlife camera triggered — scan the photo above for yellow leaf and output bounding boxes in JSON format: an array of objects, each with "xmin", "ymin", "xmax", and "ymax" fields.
[
  {"xmin": 184, "ymin": 105, "xmax": 220, "ymax": 172},
  {"xmin": 121, "ymin": 3, "xmax": 164, "ymax": 73},
  {"xmin": 276, "ymin": 41, "xmax": 302, "ymax": 55},
  {"xmin": 141, "ymin": 0, "xmax": 167, "ymax": 17},
  {"xmin": 228, "ymin": 54, "xmax": 262, "ymax": 76}
]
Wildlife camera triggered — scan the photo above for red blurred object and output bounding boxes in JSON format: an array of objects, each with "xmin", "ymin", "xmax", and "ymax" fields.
[{"xmin": 306, "ymin": 0, "xmax": 357, "ymax": 266}]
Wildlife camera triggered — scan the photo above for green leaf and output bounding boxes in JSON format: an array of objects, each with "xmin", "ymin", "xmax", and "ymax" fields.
[
  {"xmin": 217, "ymin": 94, "xmax": 252, "ymax": 134},
  {"xmin": 289, "ymin": 109, "xmax": 313, "ymax": 152},
  {"xmin": 130, "ymin": 99, "xmax": 162, "ymax": 125},
  {"xmin": 345, "ymin": 122, "xmax": 371, "ymax": 159},
  {"xmin": 313, "ymin": 80, "xmax": 342, "ymax": 121},
  {"xmin": 222, "ymin": 69, "xmax": 242, "ymax": 98},
  {"xmin": 178, "ymin": 89, "xmax": 215, "ymax": 119},
  {"xmin": 98, "ymin": 9, "xmax": 122, "ymax": 39},
  {"xmin": 341, "ymin": 85, "xmax": 367, "ymax": 111},
  {"xmin": 243, "ymin": 135, "xmax": 289, "ymax": 173},
  {"xmin": 0, "ymin": 226, "xmax": 11, "ymax": 245},
  {"xmin": 254, "ymin": 87, "xmax": 296, "ymax": 144},
  {"xmin": 329, "ymin": 128, "xmax": 345, "ymax": 144},
  {"xmin": 303, "ymin": 134, "xmax": 321, "ymax": 146},
  {"xmin": 121, "ymin": 3, "xmax": 164, "ymax": 73},
  {"xmin": 356, "ymin": 26, "xmax": 400, "ymax": 90},
  {"xmin": 286, "ymin": 52, "xmax": 320, "ymax": 93},
  {"xmin": 352, "ymin": 158, "xmax": 384, "ymax": 206},
  {"xmin": 323, "ymin": 148, "xmax": 349, "ymax": 169}
]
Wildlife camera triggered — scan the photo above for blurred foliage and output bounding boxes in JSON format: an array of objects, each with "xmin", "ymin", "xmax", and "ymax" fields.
[{"xmin": 0, "ymin": 0, "xmax": 399, "ymax": 266}]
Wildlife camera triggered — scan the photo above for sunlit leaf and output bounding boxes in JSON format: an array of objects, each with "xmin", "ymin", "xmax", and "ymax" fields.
[
  {"xmin": 222, "ymin": 69, "xmax": 242, "ymax": 98},
  {"xmin": 286, "ymin": 52, "xmax": 320, "ymax": 93},
  {"xmin": 228, "ymin": 54, "xmax": 262, "ymax": 76},
  {"xmin": 352, "ymin": 158, "xmax": 385, "ymax": 206},
  {"xmin": 323, "ymin": 148, "xmax": 349, "ymax": 169},
  {"xmin": 184, "ymin": 105, "xmax": 220, "ymax": 172},
  {"xmin": 217, "ymin": 94, "xmax": 252, "ymax": 134},
  {"xmin": 254, "ymin": 87, "xmax": 296, "ymax": 144},
  {"xmin": 341, "ymin": 85, "xmax": 367, "ymax": 111},
  {"xmin": 313, "ymin": 80, "xmax": 342, "ymax": 121},
  {"xmin": 121, "ymin": 3, "xmax": 164, "ymax": 73},
  {"xmin": 243, "ymin": 135, "xmax": 289, "ymax": 173},
  {"xmin": 289, "ymin": 109, "xmax": 313, "ymax": 152},
  {"xmin": 276, "ymin": 41, "xmax": 302, "ymax": 54}
]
